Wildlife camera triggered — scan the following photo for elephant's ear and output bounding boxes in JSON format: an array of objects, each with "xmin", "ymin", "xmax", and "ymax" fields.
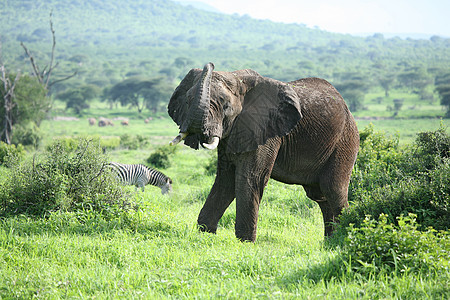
[
  {"xmin": 168, "ymin": 68, "xmax": 201, "ymax": 128},
  {"xmin": 227, "ymin": 79, "xmax": 302, "ymax": 154}
]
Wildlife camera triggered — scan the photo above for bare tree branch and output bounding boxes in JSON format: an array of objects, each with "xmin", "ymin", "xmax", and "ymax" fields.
[
  {"xmin": 48, "ymin": 71, "xmax": 77, "ymax": 88},
  {"xmin": 20, "ymin": 42, "xmax": 42, "ymax": 83},
  {"xmin": 45, "ymin": 11, "xmax": 56, "ymax": 88},
  {"xmin": 20, "ymin": 11, "xmax": 76, "ymax": 93}
]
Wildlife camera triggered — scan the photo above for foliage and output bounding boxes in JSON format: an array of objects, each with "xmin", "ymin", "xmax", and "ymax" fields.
[
  {"xmin": 397, "ymin": 68, "xmax": 433, "ymax": 93},
  {"xmin": 146, "ymin": 145, "xmax": 177, "ymax": 169},
  {"xmin": 342, "ymin": 125, "xmax": 449, "ymax": 233},
  {"xmin": 335, "ymin": 77, "xmax": 369, "ymax": 111},
  {"xmin": 0, "ymin": 74, "xmax": 49, "ymax": 145},
  {"xmin": 4, "ymin": 75, "xmax": 49, "ymax": 125},
  {"xmin": 0, "ymin": 141, "xmax": 26, "ymax": 166},
  {"xmin": 10, "ymin": 123, "xmax": 42, "ymax": 148},
  {"xmin": 1, "ymin": 0, "xmax": 449, "ymax": 119},
  {"xmin": 0, "ymin": 138, "xmax": 132, "ymax": 217},
  {"xmin": 119, "ymin": 134, "xmax": 148, "ymax": 150},
  {"xmin": 435, "ymin": 72, "xmax": 450, "ymax": 117},
  {"xmin": 102, "ymin": 77, "xmax": 173, "ymax": 113},
  {"xmin": 343, "ymin": 214, "xmax": 448, "ymax": 275},
  {"xmin": 56, "ymin": 84, "xmax": 101, "ymax": 115}
]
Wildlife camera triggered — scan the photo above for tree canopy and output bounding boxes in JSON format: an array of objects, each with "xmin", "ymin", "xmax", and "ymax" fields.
[{"xmin": 103, "ymin": 77, "xmax": 172, "ymax": 113}]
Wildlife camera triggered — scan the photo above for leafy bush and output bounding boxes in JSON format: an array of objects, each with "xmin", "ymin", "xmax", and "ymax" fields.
[
  {"xmin": 120, "ymin": 134, "xmax": 148, "ymax": 150},
  {"xmin": 147, "ymin": 145, "xmax": 177, "ymax": 169},
  {"xmin": 45, "ymin": 136, "xmax": 80, "ymax": 152},
  {"xmin": 11, "ymin": 123, "xmax": 42, "ymax": 148},
  {"xmin": 343, "ymin": 214, "xmax": 448, "ymax": 275},
  {"xmin": 0, "ymin": 138, "xmax": 132, "ymax": 217},
  {"xmin": 49, "ymin": 136, "xmax": 121, "ymax": 151},
  {"xmin": 0, "ymin": 142, "xmax": 26, "ymax": 165},
  {"xmin": 341, "ymin": 125, "xmax": 449, "ymax": 233},
  {"xmin": 100, "ymin": 136, "xmax": 121, "ymax": 150}
]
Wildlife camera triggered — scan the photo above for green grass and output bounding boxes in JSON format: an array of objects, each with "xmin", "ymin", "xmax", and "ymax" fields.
[
  {"xmin": 1, "ymin": 102, "xmax": 448, "ymax": 298},
  {"xmin": 1, "ymin": 177, "xmax": 447, "ymax": 298},
  {"xmin": 356, "ymin": 90, "xmax": 446, "ymax": 118},
  {"xmin": 356, "ymin": 118, "xmax": 450, "ymax": 144}
]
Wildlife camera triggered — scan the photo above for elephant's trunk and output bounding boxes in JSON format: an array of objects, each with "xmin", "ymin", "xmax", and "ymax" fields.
[
  {"xmin": 170, "ymin": 63, "xmax": 220, "ymax": 150},
  {"xmin": 181, "ymin": 62, "xmax": 214, "ymax": 133}
]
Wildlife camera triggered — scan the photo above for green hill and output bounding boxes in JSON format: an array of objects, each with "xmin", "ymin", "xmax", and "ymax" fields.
[{"xmin": 1, "ymin": 0, "xmax": 449, "ymax": 116}]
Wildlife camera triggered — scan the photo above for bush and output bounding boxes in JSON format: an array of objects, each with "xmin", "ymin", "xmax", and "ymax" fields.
[
  {"xmin": 147, "ymin": 145, "xmax": 177, "ymax": 169},
  {"xmin": 49, "ymin": 136, "xmax": 121, "ymax": 152},
  {"xmin": 343, "ymin": 214, "xmax": 448, "ymax": 275},
  {"xmin": 120, "ymin": 134, "xmax": 148, "ymax": 150},
  {"xmin": 340, "ymin": 125, "xmax": 449, "ymax": 233},
  {"xmin": 11, "ymin": 123, "xmax": 42, "ymax": 148},
  {"xmin": 0, "ymin": 142, "xmax": 26, "ymax": 166},
  {"xmin": 0, "ymin": 138, "xmax": 132, "ymax": 217}
]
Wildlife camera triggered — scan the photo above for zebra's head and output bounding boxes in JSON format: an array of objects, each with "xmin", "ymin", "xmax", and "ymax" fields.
[{"xmin": 161, "ymin": 177, "xmax": 173, "ymax": 195}]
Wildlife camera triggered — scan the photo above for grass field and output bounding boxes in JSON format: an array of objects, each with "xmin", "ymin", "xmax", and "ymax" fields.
[
  {"xmin": 1, "ymin": 99, "xmax": 449, "ymax": 298},
  {"xmin": 1, "ymin": 158, "xmax": 446, "ymax": 298}
]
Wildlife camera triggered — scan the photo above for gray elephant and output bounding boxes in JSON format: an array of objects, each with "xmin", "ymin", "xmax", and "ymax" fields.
[{"xmin": 168, "ymin": 63, "xmax": 359, "ymax": 242}]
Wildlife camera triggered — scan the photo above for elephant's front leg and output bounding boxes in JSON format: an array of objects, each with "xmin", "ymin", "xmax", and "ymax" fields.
[
  {"xmin": 197, "ymin": 153, "xmax": 236, "ymax": 234},
  {"xmin": 234, "ymin": 143, "xmax": 279, "ymax": 242}
]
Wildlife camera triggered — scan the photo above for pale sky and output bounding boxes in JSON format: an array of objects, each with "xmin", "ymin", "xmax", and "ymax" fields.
[{"xmin": 176, "ymin": 0, "xmax": 450, "ymax": 37}]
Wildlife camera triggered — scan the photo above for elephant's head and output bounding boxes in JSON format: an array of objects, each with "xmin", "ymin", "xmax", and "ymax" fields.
[{"xmin": 168, "ymin": 63, "xmax": 302, "ymax": 153}]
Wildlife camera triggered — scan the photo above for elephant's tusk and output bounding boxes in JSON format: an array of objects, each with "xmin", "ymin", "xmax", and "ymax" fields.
[
  {"xmin": 202, "ymin": 136, "xmax": 220, "ymax": 150},
  {"xmin": 169, "ymin": 132, "xmax": 188, "ymax": 146}
]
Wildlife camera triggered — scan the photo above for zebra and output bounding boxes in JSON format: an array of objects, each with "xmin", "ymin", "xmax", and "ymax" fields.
[{"xmin": 108, "ymin": 162, "xmax": 172, "ymax": 194}]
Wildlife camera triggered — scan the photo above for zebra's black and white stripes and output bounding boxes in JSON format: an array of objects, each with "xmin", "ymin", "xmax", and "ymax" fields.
[{"xmin": 109, "ymin": 162, "xmax": 172, "ymax": 194}]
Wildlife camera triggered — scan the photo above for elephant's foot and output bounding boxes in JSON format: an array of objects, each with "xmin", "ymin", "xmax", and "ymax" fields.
[
  {"xmin": 235, "ymin": 228, "xmax": 257, "ymax": 242},
  {"xmin": 197, "ymin": 218, "xmax": 217, "ymax": 234}
]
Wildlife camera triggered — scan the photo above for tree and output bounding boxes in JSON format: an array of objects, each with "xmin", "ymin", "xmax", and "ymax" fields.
[
  {"xmin": 378, "ymin": 74, "xmax": 396, "ymax": 97},
  {"xmin": 0, "ymin": 12, "xmax": 77, "ymax": 146},
  {"xmin": 397, "ymin": 68, "xmax": 432, "ymax": 94},
  {"xmin": 57, "ymin": 85, "xmax": 101, "ymax": 115},
  {"xmin": 0, "ymin": 72, "xmax": 48, "ymax": 144},
  {"xmin": 0, "ymin": 66, "xmax": 18, "ymax": 144},
  {"xmin": 20, "ymin": 12, "xmax": 76, "ymax": 94},
  {"xmin": 335, "ymin": 79, "xmax": 369, "ymax": 112},
  {"xmin": 103, "ymin": 77, "xmax": 171, "ymax": 113},
  {"xmin": 435, "ymin": 73, "xmax": 450, "ymax": 117}
]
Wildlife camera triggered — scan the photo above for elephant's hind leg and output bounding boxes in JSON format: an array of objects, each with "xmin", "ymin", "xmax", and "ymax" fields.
[
  {"xmin": 318, "ymin": 156, "xmax": 354, "ymax": 236},
  {"xmin": 304, "ymin": 184, "xmax": 342, "ymax": 236}
]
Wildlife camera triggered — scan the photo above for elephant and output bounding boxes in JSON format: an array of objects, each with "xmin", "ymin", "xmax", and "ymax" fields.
[{"xmin": 168, "ymin": 63, "xmax": 359, "ymax": 242}]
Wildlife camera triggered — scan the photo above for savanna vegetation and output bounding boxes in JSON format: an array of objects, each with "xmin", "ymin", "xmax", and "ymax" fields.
[{"xmin": 0, "ymin": 0, "xmax": 449, "ymax": 298}]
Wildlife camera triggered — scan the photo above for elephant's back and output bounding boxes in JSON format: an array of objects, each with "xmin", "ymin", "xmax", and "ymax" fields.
[{"xmin": 272, "ymin": 77, "xmax": 358, "ymax": 184}]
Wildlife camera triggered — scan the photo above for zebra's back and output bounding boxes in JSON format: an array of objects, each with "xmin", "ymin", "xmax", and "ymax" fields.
[{"xmin": 109, "ymin": 162, "xmax": 172, "ymax": 194}]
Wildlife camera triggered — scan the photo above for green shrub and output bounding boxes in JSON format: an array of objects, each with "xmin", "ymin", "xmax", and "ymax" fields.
[
  {"xmin": 0, "ymin": 138, "xmax": 132, "ymax": 217},
  {"xmin": 341, "ymin": 125, "xmax": 449, "ymax": 233},
  {"xmin": 343, "ymin": 213, "xmax": 449, "ymax": 275},
  {"xmin": 11, "ymin": 123, "xmax": 42, "ymax": 148},
  {"xmin": 414, "ymin": 125, "xmax": 450, "ymax": 170},
  {"xmin": 49, "ymin": 136, "xmax": 121, "ymax": 151},
  {"xmin": 100, "ymin": 136, "xmax": 121, "ymax": 150},
  {"xmin": 46, "ymin": 136, "xmax": 80, "ymax": 152},
  {"xmin": 0, "ymin": 142, "xmax": 26, "ymax": 165},
  {"xmin": 120, "ymin": 134, "xmax": 148, "ymax": 150},
  {"xmin": 147, "ymin": 145, "xmax": 177, "ymax": 169}
]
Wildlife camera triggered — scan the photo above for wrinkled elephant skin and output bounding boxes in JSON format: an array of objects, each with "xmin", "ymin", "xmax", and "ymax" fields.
[{"xmin": 168, "ymin": 63, "xmax": 359, "ymax": 242}]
